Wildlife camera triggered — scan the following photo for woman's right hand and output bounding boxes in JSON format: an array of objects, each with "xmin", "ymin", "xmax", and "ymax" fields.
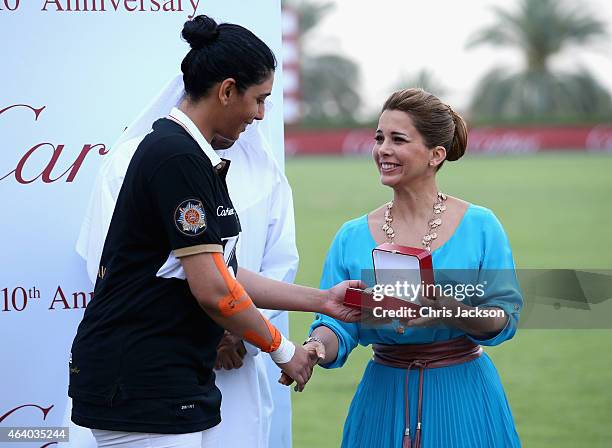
[
  {"xmin": 277, "ymin": 344, "xmax": 321, "ymax": 392},
  {"xmin": 303, "ymin": 340, "xmax": 326, "ymax": 362}
]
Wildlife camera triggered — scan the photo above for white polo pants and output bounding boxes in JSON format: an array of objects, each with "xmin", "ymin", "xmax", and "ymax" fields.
[{"xmin": 91, "ymin": 426, "xmax": 220, "ymax": 448}]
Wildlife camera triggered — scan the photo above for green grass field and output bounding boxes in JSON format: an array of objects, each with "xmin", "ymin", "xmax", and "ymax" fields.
[{"xmin": 284, "ymin": 153, "xmax": 612, "ymax": 448}]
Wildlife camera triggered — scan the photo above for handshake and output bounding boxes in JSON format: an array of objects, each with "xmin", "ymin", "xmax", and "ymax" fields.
[
  {"xmin": 215, "ymin": 279, "xmax": 364, "ymax": 392},
  {"xmin": 277, "ymin": 337, "xmax": 326, "ymax": 392},
  {"xmin": 215, "ymin": 331, "xmax": 326, "ymax": 393}
]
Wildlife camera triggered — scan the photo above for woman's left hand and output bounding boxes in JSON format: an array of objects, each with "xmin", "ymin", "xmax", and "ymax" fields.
[
  {"xmin": 406, "ymin": 294, "xmax": 507, "ymax": 340},
  {"xmin": 404, "ymin": 294, "xmax": 457, "ymax": 328}
]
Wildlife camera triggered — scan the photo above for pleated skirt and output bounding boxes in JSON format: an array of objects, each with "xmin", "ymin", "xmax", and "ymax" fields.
[{"xmin": 341, "ymin": 353, "xmax": 521, "ymax": 447}]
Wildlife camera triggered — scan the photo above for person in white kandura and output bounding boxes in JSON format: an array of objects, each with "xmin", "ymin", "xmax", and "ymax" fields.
[
  {"xmin": 64, "ymin": 73, "xmax": 298, "ymax": 447},
  {"xmin": 215, "ymin": 119, "xmax": 298, "ymax": 448}
]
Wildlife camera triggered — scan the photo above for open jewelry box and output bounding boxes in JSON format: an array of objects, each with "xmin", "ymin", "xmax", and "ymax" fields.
[{"xmin": 343, "ymin": 243, "xmax": 435, "ymax": 316}]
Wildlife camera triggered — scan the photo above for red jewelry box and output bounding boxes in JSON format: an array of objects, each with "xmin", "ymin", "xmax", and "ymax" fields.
[{"xmin": 344, "ymin": 243, "xmax": 434, "ymax": 315}]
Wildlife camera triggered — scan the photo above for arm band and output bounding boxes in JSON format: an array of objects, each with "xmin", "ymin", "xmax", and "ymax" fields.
[{"xmin": 211, "ymin": 253, "xmax": 285, "ymax": 353}]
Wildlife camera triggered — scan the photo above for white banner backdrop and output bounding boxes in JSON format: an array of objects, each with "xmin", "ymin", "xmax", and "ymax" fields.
[{"xmin": 0, "ymin": 1, "xmax": 288, "ymax": 446}]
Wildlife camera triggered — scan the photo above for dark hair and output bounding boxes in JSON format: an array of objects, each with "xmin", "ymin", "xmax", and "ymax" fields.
[
  {"xmin": 382, "ymin": 88, "xmax": 468, "ymax": 166},
  {"xmin": 181, "ymin": 15, "xmax": 277, "ymax": 101}
]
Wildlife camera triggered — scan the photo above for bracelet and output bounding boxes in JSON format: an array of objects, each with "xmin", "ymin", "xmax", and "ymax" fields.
[{"xmin": 303, "ymin": 336, "xmax": 324, "ymax": 346}]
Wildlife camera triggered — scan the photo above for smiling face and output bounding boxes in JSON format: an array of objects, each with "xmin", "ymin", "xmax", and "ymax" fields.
[
  {"xmin": 373, "ymin": 109, "xmax": 439, "ymax": 188},
  {"xmin": 216, "ymin": 72, "xmax": 274, "ymax": 141}
]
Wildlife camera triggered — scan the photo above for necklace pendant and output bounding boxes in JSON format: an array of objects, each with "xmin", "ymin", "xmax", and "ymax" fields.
[
  {"xmin": 382, "ymin": 194, "xmax": 446, "ymax": 249},
  {"xmin": 395, "ymin": 324, "xmax": 405, "ymax": 334}
]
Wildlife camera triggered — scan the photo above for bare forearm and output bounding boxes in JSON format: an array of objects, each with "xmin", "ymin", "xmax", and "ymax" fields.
[
  {"xmin": 181, "ymin": 253, "xmax": 281, "ymax": 353},
  {"xmin": 199, "ymin": 300, "xmax": 278, "ymax": 349},
  {"xmin": 310, "ymin": 326, "xmax": 339, "ymax": 365},
  {"xmin": 237, "ymin": 268, "xmax": 327, "ymax": 313}
]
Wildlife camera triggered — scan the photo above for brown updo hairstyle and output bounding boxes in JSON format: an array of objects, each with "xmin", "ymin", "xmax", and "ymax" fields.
[{"xmin": 382, "ymin": 88, "xmax": 468, "ymax": 169}]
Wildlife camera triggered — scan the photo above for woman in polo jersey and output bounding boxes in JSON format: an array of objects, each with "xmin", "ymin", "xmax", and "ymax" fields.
[{"xmin": 69, "ymin": 16, "xmax": 361, "ymax": 448}]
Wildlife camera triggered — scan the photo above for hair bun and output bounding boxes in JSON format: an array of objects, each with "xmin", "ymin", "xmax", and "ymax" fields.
[
  {"xmin": 182, "ymin": 15, "xmax": 220, "ymax": 50},
  {"xmin": 447, "ymin": 108, "xmax": 468, "ymax": 162}
]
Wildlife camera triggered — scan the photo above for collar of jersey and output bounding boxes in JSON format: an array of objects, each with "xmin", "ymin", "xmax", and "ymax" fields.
[{"xmin": 168, "ymin": 107, "xmax": 223, "ymax": 168}]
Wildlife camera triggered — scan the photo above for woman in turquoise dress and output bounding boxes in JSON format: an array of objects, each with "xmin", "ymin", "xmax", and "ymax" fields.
[{"xmin": 305, "ymin": 89, "xmax": 522, "ymax": 447}]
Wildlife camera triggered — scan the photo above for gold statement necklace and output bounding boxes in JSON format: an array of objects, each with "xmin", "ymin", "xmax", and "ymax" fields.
[{"xmin": 382, "ymin": 192, "xmax": 448, "ymax": 251}]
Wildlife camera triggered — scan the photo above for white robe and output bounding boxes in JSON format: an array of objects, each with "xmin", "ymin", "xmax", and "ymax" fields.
[
  {"xmin": 215, "ymin": 123, "xmax": 298, "ymax": 448},
  {"xmin": 65, "ymin": 121, "xmax": 298, "ymax": 448}
]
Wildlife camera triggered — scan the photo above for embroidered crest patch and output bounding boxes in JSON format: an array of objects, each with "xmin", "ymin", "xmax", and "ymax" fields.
[{"xmin": 175, "ymin": 199, "xmax": 207, "ymax": 236}]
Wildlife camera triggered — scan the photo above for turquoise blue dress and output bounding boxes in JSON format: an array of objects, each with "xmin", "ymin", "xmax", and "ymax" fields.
[{"xmin": 310, "ymin": 204, "xmax": 522, "ymax": 447}]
